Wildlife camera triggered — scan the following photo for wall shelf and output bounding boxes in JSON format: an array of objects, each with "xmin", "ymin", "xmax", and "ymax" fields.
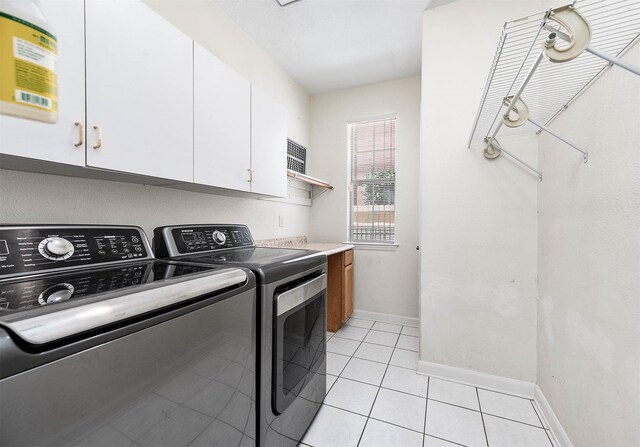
[
  {"xmin": 468, "ymin": 0, "xmax": 640, "ymax": 179},
  {"xmin": 286, "ymin": 169, "xmax": 334, "ymax": 200}
]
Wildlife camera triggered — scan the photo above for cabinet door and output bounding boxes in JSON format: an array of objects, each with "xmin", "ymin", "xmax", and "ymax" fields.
[
  {"xmin": 342, "ymin": 263, "xmax": 354, "ymax": 323},
  {"xmin": 0, "ymin": 0, "xmax": 85, "ymax": 166},
  {"xmin": 194, "ymin": 43, "xmax": 250, "ymax": 191},
  {"xmin": 85, "ymin": 0, "xmax": 193, "ymax": 182},
  {"xmin": 250, "ymin": 85, "xmax": 287, "ymax": 197}
]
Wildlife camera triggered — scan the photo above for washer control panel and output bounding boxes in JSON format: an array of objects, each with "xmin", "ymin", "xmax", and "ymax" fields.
[
  {"xmin": 0, "ymin": 226, "xmax": 151, "ymax": 279},
  {"xmin": 164, "ymin": 225, "xmax": 254, "ymax": 256}
]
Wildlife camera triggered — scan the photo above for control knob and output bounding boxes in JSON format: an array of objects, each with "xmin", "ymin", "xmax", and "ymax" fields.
[
  {"xmin": 38, "ymin": 237, "xmax": 74, "ymax": 260},
  {"xmin": 38, "ymin": 283, "xmax": 75, "ymax": 305},
  {"xmin": 212, "ymin": 231, "xmax": 227, "ymax": 245}
]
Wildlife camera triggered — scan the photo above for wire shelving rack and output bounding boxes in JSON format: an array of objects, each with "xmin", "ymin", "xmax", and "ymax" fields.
[{"xmin": 467, "ymin": 0, "xmax": 640, "ymax": 179}]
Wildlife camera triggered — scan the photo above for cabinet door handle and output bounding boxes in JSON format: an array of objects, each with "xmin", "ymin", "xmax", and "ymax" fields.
[
  {"xmin": 247, "ymin": 169, "xmax": 253, "ymax": 182},
  {"xmin": 74, "ymin": 122, "xmax": 84, "ymax": 147},
  {"xmin": 92, "ymin": 125, "xmax": 102, "ymax": 149}
]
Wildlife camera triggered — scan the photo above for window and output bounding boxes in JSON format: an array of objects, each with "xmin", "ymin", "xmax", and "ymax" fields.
[{"xmin": 348, "ymin": 118, "xmax": 396, "ymax": 244}]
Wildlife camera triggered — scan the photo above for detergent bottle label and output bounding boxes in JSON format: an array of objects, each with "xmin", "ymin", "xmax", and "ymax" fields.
[{"xmin": 0, "ymin": 11, "xmax": 57, "ymax": 114}]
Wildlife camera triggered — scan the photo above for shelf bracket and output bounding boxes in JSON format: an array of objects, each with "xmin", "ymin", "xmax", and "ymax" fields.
[
  {"xmin": 527, "ymin": 117, "xmax": 588, "ymax": 162},
  {"xmin": 311, "ymin": 186, "xmax": 331, "ymax": 200},
  {"xmin": 484, "ymin": 138, "xmax": 542, "ymax": 181},
  {"xmin": 501, "ymin": 96, "xmax": 589, "ymax": 163},
  {"xmin": 544, "ymin": 5, "xmax": 591, "ymax": 63},
  {"xmin": 484, "ymin": 42, "xmax": 550, "ymax": 153},
  {"xmin": 287, "ymin": 169, "xmax": 334, "ymax": 201},
  {"xmin": 544, "ymin": 9, "xmax": 640, "ymax": 76}
]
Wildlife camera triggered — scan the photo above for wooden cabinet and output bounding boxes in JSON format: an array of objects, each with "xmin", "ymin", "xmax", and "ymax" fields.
[
  {"xmin": 0, "ymin": 0, "xmax": 86, "ymax": 166},
  {"xmin": 193, "ymin": 43, "xmax": 251, "ymax": 191},
  {"xmin": 85, "ymin": 0, "xmax": 194, "ymax": 182},
  {"xmin": 327, "ymin": 249, "xmax": 354, "ymax": 333},
  {"xmin": 250, "ymin": 85, "xmax": 288, "ymax": 198},
  {"xmin": 343, "ymin": 263, "xmax": 354, "ymax": 322}
]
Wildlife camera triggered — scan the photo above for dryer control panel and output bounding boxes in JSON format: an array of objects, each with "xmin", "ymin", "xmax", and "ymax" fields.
[
  {"xmin": 0, "ymin": 226, "xmax": 152, "ymax": 279},
  {"xmin": 156, "ymin": 225, "xmax": 255, "ymax": 257}
]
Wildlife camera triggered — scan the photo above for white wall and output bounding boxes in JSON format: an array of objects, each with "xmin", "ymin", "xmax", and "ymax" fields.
[
  {"xmin": 420, "ymin": 0, "xmax": 542, "ymax": 382},
  {"xmin": 0, "ymin": 169, "xmax": 309, "ymax": 241},
  {"xmin": 537, "ymin": 43, "xmax": 640, "ymax": 447},
  {"xmin": 1, "ymin": 0, "xmax": 312, "ymax": 241},
  {"xmin": 309, "ymin": 76, "xmax": 421, "ymax": 319}
]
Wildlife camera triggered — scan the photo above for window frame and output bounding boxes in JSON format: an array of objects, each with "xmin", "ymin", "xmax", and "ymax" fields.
[{"xmin": 347, "ymin": 114, "xmax": 397, "ymax": 246}]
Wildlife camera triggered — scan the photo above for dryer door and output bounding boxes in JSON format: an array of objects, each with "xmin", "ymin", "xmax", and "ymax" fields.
[{"xmin": 273, "ymin": 274, "xmax": 327, "ymax": 414}]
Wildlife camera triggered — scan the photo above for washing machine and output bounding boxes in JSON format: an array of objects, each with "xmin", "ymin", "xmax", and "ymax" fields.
[{"xmin": 0, "ymin": 225, "xmax": 256, "ymax": 447}]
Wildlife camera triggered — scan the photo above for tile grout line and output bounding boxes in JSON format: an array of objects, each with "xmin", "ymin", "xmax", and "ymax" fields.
[
  {"xmin": 327, "ymin": 346, "xmax": 417, "ymax": 368},
  {"xmin": 327, "ymin": 375, "xmax": 551, "ymax": 434},
  {"xmin": 333, "ymin": 333, "xmax": 416, "ymax": 347},
  {"xmin": 530, "ymin": 399, "xmax": 556, "ymax": 446},
  {"xmin": 329, "ymin": 374, "xmax": 435, "ymax": 401},
  {"xmin": 422, "ymin": 376, "xmax": 430, "ymax": 447},
  {"xmin": 326, "ymin": 319, "xmax": 463, "ymax": 447},
  {"xmin": 425, "ymin": 435, "xmax": 468, "ymax": 447},
  {"xmin": 430, "ymin": 372, "xmax": 539, "ymax": 401},
  {"xmin": 308, "ymin": 319, "xmax": 372, "ymax": 446},
  {"xmin": 331, "ymin": 318, "xmax": 550, "ymax": 447},
  {"xmin": 476, "ymin": 387, "xmax": 490, "ymax": 447},
  {"xmin": 352, "ymin": 320, "xmax": 381, "ymax": 447},
  {"xmin": 320, "ymin": 402, "xmax": 428, "ymax": 437},
  {"xmin": 333, "ymin": 319, "xmax": 499, "ymax": 447},
  {"xmin": 335, "ymin": 318, "xmax": 426, "ymax": 444},
  {"xmin": 426, "ymin": 396, "xmax": 549, "ymax": 429},
  {"xmin": 530, "ymin": 399, "xmax": 546, "ymax": 426},
  {"xmin": 480, "ymin": 411, "xmax": 549, "ymax": 430},
  {"xmin": 338, "ymin": 319, "xmax": 377, "ymax": 374},
  {"xmin": 355, "ymin": 319, "xmax": 400, "ymax": 447}
]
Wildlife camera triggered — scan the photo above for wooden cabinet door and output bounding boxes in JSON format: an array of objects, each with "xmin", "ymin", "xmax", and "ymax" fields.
[
  {"xmin": 0, "ymin": 0, "xmax": 85, "ymax": 166},
  {"xmin": 342, "ymin": 262, "xmax": 354, "ymax": 322},
  {"xmin": 193, "ymin": 43, "xmax": 251, "ymax": 191},
  {"xmin": 250, "ymin": 85, "xmax": 287, "ymax": 197},
  {"xmin": 85, "ymin": 0, "xmax": 193, "ymax": 182}
]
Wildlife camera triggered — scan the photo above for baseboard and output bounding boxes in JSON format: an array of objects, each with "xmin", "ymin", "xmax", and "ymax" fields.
[
  {"xmin": 351, "ymin": 309, "xmax": 419, "ymax": 326},
  {"xmin": 417, "ymin": 360, "xmax": 535, "ymax": 398},
  {"xmin": 533, "ymin": 385, "xmax": 573, "ymax": 447}
]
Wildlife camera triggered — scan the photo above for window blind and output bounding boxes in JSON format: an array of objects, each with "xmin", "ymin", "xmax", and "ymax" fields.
[{"xmin": 349, "ymin": 118, "xmax": 396, "ymax": 243}]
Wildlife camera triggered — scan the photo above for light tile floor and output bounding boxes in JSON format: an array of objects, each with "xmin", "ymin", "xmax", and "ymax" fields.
[{"xmin": 301, "ymin": 317, "xmax": 556, "ymax": 447}]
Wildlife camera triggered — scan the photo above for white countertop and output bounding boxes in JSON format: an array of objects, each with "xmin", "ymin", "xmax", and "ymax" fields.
[
  {"xmin": 258, "ymin": 241, "xmax": 353, "ymax": 256},
  {"xmin": 292, "ymin": 243, "xmax": 354, "ymax": 256}
]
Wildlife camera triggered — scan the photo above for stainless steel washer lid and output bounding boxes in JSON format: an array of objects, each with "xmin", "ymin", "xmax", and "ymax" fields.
[{"xmin": 0, "ymin": 267, "xmax": 247, "ymax": 345}]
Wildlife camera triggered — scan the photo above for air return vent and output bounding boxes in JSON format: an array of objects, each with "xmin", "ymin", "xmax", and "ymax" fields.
[{"xmin": 287, "ymin": 139, "xmax": 307, "ymax": 174}]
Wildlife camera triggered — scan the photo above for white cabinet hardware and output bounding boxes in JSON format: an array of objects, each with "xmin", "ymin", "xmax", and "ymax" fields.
[
  {"xmin": 92, "ymin": 125, "xmax": 102, "ymax": 150},
  {"xmin": 74, "ymin": 122, "xmax": 84, "ymax": 148}
]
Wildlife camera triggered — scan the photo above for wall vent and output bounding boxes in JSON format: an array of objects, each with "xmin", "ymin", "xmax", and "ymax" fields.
[{"xmin": 287, "ymin": 139, "xmax": 307, "ymax": 174}]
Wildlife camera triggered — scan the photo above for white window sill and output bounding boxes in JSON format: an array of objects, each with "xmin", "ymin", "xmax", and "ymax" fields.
[{"xmin": 345, "ymin": 242, "xmax": 399, "ymax": 251}]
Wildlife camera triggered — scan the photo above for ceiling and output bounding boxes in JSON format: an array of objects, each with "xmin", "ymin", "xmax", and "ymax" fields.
[{"xmin": 214, "ymin": 0, "xmax": 454, "ymax": 94}]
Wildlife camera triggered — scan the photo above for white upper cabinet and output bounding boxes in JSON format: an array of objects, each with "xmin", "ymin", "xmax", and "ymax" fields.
[
  {"xmin": 1, "ymin": 0, "xmax": 290, "ymax": 196},
  {"xmin": 250, "ymin": 85, "xmax": 287, "ymax": 197},
  {"xmin": 84, "ymin": 0, "xmax": 193, "ymax": 182},
  {"xmin": 0, "ymin": 0, "xmax": 86, "ymax": 166},
  {"xmin": 193, "ymin": 43, "xmax": 251, "ymax": 191}
]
